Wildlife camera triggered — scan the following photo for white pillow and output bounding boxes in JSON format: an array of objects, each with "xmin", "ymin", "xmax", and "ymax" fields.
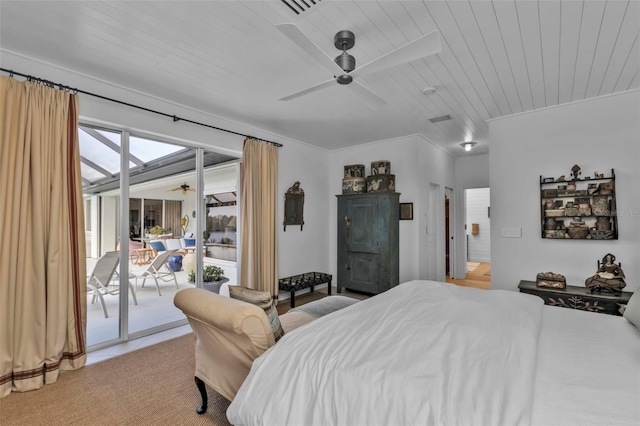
[
  {"xmin": 164, "ymin": 239, "xmax": 183, "ymax": 251},
  {"xmin": 623, "ymin": 291, "xmax": 640, "ymax": 329}
]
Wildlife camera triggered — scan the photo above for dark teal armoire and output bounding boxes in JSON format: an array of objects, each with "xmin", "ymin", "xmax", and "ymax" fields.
[{"xmin": 336, "ymin": 192, "xmax": 400, "ymax": 294}]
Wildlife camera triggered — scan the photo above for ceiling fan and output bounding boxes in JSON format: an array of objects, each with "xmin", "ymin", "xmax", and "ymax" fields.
[
  {"xmin": 169, "ymin": 183, "xmax": 195, "ymax": 195},
  {"xmin": 276, "ymin": 23, "xmax": 441, "ymax": 108}
]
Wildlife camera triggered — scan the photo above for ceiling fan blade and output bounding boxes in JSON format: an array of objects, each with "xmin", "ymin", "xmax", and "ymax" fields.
[
  {"xmin": 276, "ymin": 23, "xmax": 345, "ymax": 76},
  {"xmin": 279, "ymin": 77, "xmax": 337, "ymax": 102},
  {"xmin": 169, "ymin": 188, "xmax": 182, "ymax": 192},
  {"xmin": 350, "ymin": 81, "xmax": 387, "ymax": 110},
  {"xmin": 350, "ymin": 30, "xmax": 441, "ymax": 79}
]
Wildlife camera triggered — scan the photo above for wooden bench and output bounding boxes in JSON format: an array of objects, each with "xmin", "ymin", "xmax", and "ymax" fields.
[{"xmin": 279, "ymin": 272, "xmax": 332, "ymax": 308}]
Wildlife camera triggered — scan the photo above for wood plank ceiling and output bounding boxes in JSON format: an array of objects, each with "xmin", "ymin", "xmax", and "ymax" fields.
[{"xmin": 1, "ymin": 1, "xmax": 637, "ymax": 156}]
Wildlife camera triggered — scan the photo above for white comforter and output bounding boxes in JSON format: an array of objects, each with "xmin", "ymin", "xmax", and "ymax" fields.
[{"xmin": 227, "ymin": 280, "xmax": 544, "ymax": 426}]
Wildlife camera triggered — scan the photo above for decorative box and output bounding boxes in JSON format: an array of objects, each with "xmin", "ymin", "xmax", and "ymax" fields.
[
  {"xmin": 544, "ymin": 230, "xmax": 565, "ymax": 239},
  {"xmin": 590, "ymin": 230, "xmax": 614, "ymax": 240},
  {"xmin": 567, "ymin": 225, "xmax": 589, "ymax": 239},
  {"xmin": 370, "ymin": 160, "xmax": 391, "ymax": 175},
  {"xmin": 565, "ymin": 207, "xmax": 579, "ymax": 216},
  {"xmin": 366, "ymin": 174, "xmax": 395, "ymax": 192},
  {"xmin": 542, "ymin": 189, "xmax": 558, "ymax": 198},
  {"xmin": 342, "ymin": 177, "xmax": 366, "ymax": 194},
  {"xmin": 592, "ymin": 196, "xmax": 609, "ymax": 216},
  {"xmin": 536, "ymin": 272, "xmax": 567, "ymax": 289},
  {"xmin": 545, "ymin": 209, "xmax": 565, "ymax": 217},
  {"xmin": 598, "ymin": 181, "xmax": 614, "ymax": 195},
  {"xmin": 344, "ymin": 164, "xmax": 365, "ymax": 178},
  {"xmin": 578, "ymin": 203, "xmax": 592, "ymax": 216}
]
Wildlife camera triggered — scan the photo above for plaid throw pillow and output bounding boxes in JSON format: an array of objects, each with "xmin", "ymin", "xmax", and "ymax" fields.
[{"xmin": 228, "ymin": 286, "xmax": 285, "ymax": 342}]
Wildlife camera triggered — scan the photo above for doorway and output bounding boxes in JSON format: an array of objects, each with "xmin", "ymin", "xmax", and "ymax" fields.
[{"xmin": 447, "ymin": 187, "xmax": 491, "ymax": 289}]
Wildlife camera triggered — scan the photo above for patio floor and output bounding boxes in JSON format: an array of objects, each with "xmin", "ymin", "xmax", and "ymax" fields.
[{"xmin": 86, "ymin": 257, "xmax": 237, "ymax": 348}]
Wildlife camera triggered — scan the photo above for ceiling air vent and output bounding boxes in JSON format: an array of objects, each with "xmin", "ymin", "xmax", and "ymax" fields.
[
  {"xmin": 429, "ymin": 114, "xmax": 452, "ymax": 123},
  {"xmin": 280, "ymin": 0, "xmax": 322, "ymax": 15}
]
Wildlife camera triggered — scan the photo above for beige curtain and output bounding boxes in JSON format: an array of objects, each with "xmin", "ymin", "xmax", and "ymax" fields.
[
  {"xmin": 164, "ymin": 200, "xmax": 182, "ymax": 237},
  {"xmin": 0, "ymin": 77, "xmax": 87, "ymax": 398},
  {"xmin": 240, "ymin": 138, "xmax": 278, "ymax": 299}
]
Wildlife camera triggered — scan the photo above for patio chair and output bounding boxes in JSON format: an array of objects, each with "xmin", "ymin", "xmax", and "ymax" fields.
[
  {"xmin": 129, "ymin": 249, "xmax": 179, "ymax": 296},
  {"xmin": 87, "ymin": 251, "xmax": 138, "ymax": 318}
]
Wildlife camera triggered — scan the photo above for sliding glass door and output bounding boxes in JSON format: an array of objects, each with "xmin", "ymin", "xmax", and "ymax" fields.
[
  {"xmin": 80, "ymin": 122, "xmax": 238, "ymax": 350},
  {"xmin": 80, "ymin": 126, "xmax": 124, "ymax": 346}
]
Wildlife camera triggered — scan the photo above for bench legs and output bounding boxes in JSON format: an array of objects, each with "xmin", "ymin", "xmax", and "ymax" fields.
[
  {"xmin": 290, "ymin": 282, "xmax": 333, "ymax": 308},
  {"xmin": 195, "ymin": 376, "xmax": 208, "ymax": 414}
]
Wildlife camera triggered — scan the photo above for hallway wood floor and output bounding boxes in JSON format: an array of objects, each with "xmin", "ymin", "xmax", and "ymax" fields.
[{"xmin": 446, "ymin": 262, "xmax": 491, "ymax": 290}]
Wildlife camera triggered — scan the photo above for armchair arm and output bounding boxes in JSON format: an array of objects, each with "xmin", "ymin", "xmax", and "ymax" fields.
[{"xmin": 174, "ymin": 288, "xmax": 275, "ymax": 353}]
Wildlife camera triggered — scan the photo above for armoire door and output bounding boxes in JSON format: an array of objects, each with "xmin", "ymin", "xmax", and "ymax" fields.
[{"xmin": 343, "ymin": 197, "xmax": 379, "ymax": 253}]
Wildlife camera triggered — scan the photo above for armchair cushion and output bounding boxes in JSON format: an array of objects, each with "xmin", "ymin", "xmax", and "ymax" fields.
[
  {"xmin": 229, "ymin": 286, "xmax": 285, "ymax": 342},
  {"xmin": 164, "ymin": 238, "xmax": 183, "ymax": 251},
  {"xmin": 148, "ymin": 240, "xmax": 166, "ymax": 252}
]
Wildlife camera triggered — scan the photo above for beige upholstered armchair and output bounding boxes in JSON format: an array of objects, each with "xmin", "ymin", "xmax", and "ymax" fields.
[
  {"xmin": 173, "ymin": 288, "xmax": 319, "ymax": 407},
  {"xmin": 174, "ymin": 288, "xmax": 359, "ymax": 415}
]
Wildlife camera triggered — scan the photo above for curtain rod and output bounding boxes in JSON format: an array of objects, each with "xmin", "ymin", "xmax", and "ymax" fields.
[{"xmin": 0, "ymin": 67, "xmax": 283, "ymax": 148}]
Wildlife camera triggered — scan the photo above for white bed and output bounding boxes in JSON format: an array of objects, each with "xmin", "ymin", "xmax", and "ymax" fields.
[{"xmin": 227, "ymin": 280, "xmax": 640, "ymax": 426}]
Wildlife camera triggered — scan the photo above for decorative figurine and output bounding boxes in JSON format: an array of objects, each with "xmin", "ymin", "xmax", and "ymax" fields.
[
  {"xmin": 585, "ymin": 253, "xmax": 626, "ymax": 296},
  {"xmin": 571, "ymin": 164, "xmax": 581, "ymax": 180}
]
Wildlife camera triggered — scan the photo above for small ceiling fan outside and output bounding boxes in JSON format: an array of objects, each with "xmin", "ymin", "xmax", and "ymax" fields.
[
  {"xmin": 276, "ymin": 23, "xmax": 442, "ymax": 108},
  {"xmin": 169, "ymin": 183, "xmax": 196, "ymax": 195}
]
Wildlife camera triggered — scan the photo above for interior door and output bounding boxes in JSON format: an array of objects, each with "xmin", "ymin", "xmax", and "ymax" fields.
[{"xmin": 445, "ymin": 197, "xmax": 450, "ymax": 274}]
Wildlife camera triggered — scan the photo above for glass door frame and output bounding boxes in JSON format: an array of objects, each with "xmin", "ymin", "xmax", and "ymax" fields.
[{"xmin": 85, "ymin": 124, "xmax": 207, "ymax": 351}]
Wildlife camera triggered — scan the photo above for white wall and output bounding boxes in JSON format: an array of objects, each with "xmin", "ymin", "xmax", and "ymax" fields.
[
  {"xmin": 276, "ymin": 137, "xmax": 331, "ymax": 292},
  {"xmin": 466, "ymin": 188, "xmax": 491, "ymax": 263},
  {"xmin": 455, "ymin": 154, "xmax": 490, "ymax": 189},
  {"xmin": 328, "ymin": 135, "xmax": 456, "ymax": 285},
  {"xmin": 490, "ymin": 90, "xmax": 640, "ymax": 292}
]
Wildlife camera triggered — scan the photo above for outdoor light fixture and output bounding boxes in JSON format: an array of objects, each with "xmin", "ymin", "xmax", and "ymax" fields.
[{"xmin": 461, "ymin": 142, "xmax": 477, "ymax": 151}]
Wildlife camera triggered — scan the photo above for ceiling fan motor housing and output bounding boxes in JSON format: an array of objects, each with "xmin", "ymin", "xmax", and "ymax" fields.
[
  {"xmin": 335, "ymin": 52, "xmax": 356, "ymax": 77},
  {"xmin": 334, "ymin": 30, "xmax": 355, "ymax": 50}
]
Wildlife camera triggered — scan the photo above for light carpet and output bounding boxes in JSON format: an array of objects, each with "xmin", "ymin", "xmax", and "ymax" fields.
[{"xmin": 0, "ymin": 334, "xmax": 231, "ymax": 426}]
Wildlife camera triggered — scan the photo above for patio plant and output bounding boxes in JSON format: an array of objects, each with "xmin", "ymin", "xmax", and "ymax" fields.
[
  {"xmin": 188, "ymin": 265, "xmax": 225, "ymax": 283},
  {"xmin": 149, "ymin": 225, "xmax": 167, "ymax": 236}
]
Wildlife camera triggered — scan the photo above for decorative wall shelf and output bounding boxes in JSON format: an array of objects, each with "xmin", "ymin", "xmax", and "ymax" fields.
[{"xmin": 540, "ymin": 168, "xmax": 617, "ymax": 240}]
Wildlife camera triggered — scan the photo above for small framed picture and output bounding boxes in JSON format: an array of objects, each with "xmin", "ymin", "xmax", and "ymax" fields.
[{"xmin": 399, "ymin": 203, "xmax": 413, "ymax": 220}]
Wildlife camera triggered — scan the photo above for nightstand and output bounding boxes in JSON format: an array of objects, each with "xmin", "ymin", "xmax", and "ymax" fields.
[{"xmin": 518, "ymin": 280, "xmax": 632, "ymax": 316}]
